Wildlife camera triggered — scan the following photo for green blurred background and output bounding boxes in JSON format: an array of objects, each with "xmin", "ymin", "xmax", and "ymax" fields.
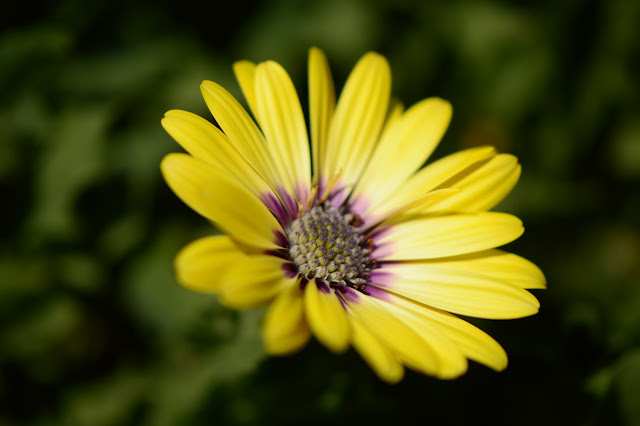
[{"xmin": 2, "ymin": 0, "xmax": 639, "ymax": 424}]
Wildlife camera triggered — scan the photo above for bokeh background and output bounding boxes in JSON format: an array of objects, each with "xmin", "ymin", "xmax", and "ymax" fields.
[{"xmin": 2, "ymin": 0, "xmax": 640, "ymax": 424}]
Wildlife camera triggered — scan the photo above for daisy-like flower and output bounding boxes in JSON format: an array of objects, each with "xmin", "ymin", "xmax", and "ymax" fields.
[{"xmin": 160, "ymin": 48, "xmax": 545, "ymax": 382}]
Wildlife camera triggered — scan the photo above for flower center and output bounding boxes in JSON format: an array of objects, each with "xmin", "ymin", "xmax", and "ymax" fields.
[{"xmin": 287, "ymin": 205, "xmax": 371, "ymax": 291}]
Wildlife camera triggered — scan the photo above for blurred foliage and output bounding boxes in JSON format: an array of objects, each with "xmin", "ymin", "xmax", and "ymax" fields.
[{"xmin": 1, "ymin": 0, "xmax": 639, "ymax": 425}]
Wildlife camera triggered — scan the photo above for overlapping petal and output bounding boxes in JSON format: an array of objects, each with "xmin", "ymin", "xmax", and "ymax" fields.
[
  {"xmin": 385, "ymin": 294, "xmax": 508, "ymax": 371},
  {"xmin": 353, "ymin": 97, "xmax": 452, "ymax": 213},
  {"xmin": 161, "ymin": 153, "xmax": 282, "ymax": 252},
  {"xmin": 379, "ymin": 297, "xmax": 468, "ymax": 378},
  {"xmin": 374, "ymin": 263, "xmax": 540, "ymax": 319},
  {"xmin": 219, "ymin": 255, "xmax": 293, "ymax": 308},
  {"xmin": 342, "ymin": 289, "xmax": 443, "ymax": 377},
  {"xmin": 262, "ymin": 282, "xmax": 310, "ymax": 355},
  {"xmin": 161, "ymin": 109, "xmax": 271, "ymax": 197},
  {"xmin": 174, "ymin": 235, "xmax": 246, "ymax": 293},
  {"xmin": 200, "ymin": 80, "xmax": 287, "ymax": 192},
  {"xmin": 421, "ymin": 154, "xmax": 521, "ymax": 213},
  {"xmin": 350, "ymin": 316, "xmax": 404, "ymax": 383},
  {"xmin": 368, "ymin": 146, "xmax": 496, "ymax": 218}
]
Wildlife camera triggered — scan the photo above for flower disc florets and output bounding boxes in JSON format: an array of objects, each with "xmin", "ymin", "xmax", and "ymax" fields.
[{"xmin": 287, "ymin": 205, "xmax": 371, "ymax": 291}]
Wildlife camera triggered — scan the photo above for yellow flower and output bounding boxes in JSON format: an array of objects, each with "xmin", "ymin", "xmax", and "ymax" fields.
[{"xmin": 160, "ymin": 48, "xmax": 545, "ymax": 383}]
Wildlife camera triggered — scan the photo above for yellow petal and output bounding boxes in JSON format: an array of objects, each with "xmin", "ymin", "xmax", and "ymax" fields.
[
  {"xmin": 375, "ymin": 295, "xmax": 468, "ymax": 379},
  {"xmin": 343, "ymin": 290, "xmax": 440, "ymax": 377},
  {"xmin": 377, "ymin": 264, "xmax": 540, "ymax": 319},
  {"xmin": 322, "ymin": 52, "xmax": 391, "ymax": 186},
  {"xmin": 303, "ymin": 280, "xmax": 351, "ymax": 353},
  {"xmin": 262, "ymin": 281, "xmax": 310, "ymax": 355},
  {"xmin": 423, "ymin": 154, "xmax": 521, "ymax": 213},
  {"xmin": 174, "ymin": 235, "xmax": 246, "ymax": 293},
  {"xmin": 417, "ymin": 249, "xmax": 546, "ymax": 289},
  {"xmin": 233, "ymin": 60, "xmax": 259, "ymax": 120},
  {"xmin": 365, "ymin": 188, "xmax": 460, "ymax": 227},
  {"xmin": 200, "ymin": 80, "xmax": 287, "ymax": 191},
  {"xmin": 350, "ymin": 317, "xmax": 404, "ymax": 383},
  {"xmin": 219, "ymin": 255, "xmax": 292, "ymax": 308},
  {"xmin": 308, "ymin": 47, "xmax": 335, "ymax": 181},
  {"xmin": 377, "ymin": 212, "xmax": 524, "ymax": 260},
  {"xmin": 161, "ymin": 153, "xmax": 282, "ymax": 252},
  {"xmin": 354, "ymin": 98, "xmax": 452, "ymax": 213},
  {"xmin": 161, "ymin": 110, "xmax": 270, "ymax": 197},
  {"xmin": 386, "ymin": 294, "xmax": 508, "ymax": 371},
  {"xmin": 255, "ymin": 61, "xmax": 311, "ymax": 199},
  {"xmin": 369, "ymin": 146, "xmax": 496, "ymax": 218}
]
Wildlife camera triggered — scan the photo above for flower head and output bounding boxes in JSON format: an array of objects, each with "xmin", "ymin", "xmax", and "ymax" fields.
[{"xmin": 160, "ymin": 48, "xmax": 545, "ymax": 382}]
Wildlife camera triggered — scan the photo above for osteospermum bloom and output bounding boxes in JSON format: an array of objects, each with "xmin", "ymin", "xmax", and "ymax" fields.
[{"xmin": 160, "ymin": 48, "xmax": 545, "ymax": 382}]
